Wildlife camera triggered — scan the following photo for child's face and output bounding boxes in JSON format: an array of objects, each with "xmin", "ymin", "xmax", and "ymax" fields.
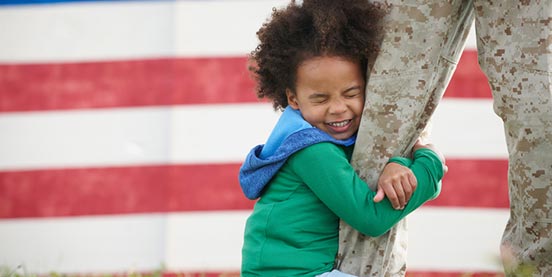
[{"xmin": 287, "ymin": 56, "xmax": 365, "ymax": 140}]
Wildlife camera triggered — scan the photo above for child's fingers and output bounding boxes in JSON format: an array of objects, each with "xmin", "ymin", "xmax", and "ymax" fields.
[
  {"xmin": 402, "ymin": 172, "xmax": 416, "ymax": 203},
  {"xmin": 382, "ymin": 184, "xmax": 401, "ymax": 209},
  {"xmin": 407, "ymin": 171, "xmax": 417, "ymax": 190},
  {"xmin": 401, "ymin": 180, "xmax": 413, "ymax": 204},
  {"xmin": 378, "ymin": 163, "xmax": 415, "ymax": 209},
  {"xmin": 373, "ymin": 188, "xmax": 385, "ymax": 203},
  {"xmin": 390, "ymin": 182, "xmax": 406, "ymax": 209}
]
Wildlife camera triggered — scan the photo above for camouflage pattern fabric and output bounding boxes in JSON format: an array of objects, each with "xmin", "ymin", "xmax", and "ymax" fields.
[{"xmin": 336, "ymin": 1, "xmax": 552, "ymax": 276}]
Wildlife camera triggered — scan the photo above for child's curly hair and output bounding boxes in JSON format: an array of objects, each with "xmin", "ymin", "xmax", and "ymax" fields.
[{"xmin": 249, "ymin": 0, "xmax": 386, "ymax": 110}]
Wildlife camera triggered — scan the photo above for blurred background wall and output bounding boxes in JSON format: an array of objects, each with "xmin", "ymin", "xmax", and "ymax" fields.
[{"xmin": 0, "ymin": 0, "xmax": 509, "ymax": 276}]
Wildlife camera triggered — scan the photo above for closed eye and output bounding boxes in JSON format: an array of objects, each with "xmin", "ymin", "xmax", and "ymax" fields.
[
  {"xmin": 343, "ymin": 86, "xmax": 363, "ymax": 98},
  {"xmin": 309, "ymin": 93, "xmax": 329, "ymax": 103},
  {"xmin": 344, "ymin": 92, "xmax": 361, "ymax": 98}
]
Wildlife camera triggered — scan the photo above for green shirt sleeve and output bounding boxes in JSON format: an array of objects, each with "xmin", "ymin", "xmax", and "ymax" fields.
[{"xmin": 287, "ymin": 143, "xmax": 444, "ymax": 237}]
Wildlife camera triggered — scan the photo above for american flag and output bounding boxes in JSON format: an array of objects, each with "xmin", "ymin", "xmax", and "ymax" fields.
[{"xmin": 0, "ymin": 0, "xmax": 509, "ymax": 276}]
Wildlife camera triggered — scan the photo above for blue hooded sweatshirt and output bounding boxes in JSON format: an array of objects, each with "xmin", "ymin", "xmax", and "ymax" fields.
[{"xmin": 239, "ymin": 106, "xmax": 356, "ymax": 199}]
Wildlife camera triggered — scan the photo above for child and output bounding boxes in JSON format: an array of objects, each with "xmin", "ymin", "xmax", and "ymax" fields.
[{"xmin": 238, "ymin": 0, "xmax": 446, "ymax": 276}]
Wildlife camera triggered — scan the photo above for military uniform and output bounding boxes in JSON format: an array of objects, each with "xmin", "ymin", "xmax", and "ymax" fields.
[{"xmin": 336, "ymin": 1, "xmax": 552, "ymax": 276}]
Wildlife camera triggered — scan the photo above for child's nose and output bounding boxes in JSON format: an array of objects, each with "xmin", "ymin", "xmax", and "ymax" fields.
[{"xmin": 329, "ymin": 99, "xmax": 347, "ymax": 114}]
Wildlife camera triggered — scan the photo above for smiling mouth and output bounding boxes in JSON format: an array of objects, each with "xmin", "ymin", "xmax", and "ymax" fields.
[{"xmin": 327, "ymin": 119, "xmax": 352, "ymax": 127}]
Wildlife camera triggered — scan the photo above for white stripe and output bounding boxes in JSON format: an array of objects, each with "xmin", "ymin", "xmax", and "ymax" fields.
[
  {"xmin": 174, "ymin": 0, "xmax": 289, "ymax": 57},
  {"xmin": 165, "ymin": 211, "xmax": 247, "ymax": 271},
  {"xmin": 0, "ymin": 1, "xmax": 175, "ymax": 63},
  {"xmin": 0, "ymin": 1, "xmax": 475, "ymax": 63},
  {"xmin": 0, "ymin": 107, "xmax": 174, "ymax": 170},
  {"xmin": 0, "ymin": 213, "xmax": 167, "ymax": 274},
  {"xmin": 0, "ymin": 100, "xmax": 507, "ymax": 171},
  {"xmin": 466, "ymin": 24, "xmax": 477, "ymax": 50},
  {"xmin": 407, "ymin": 207, "xmax": 508, "ymax": 272},
  {"xmin": 170, "ymin": 104, "xmax": 279, "ymax": 165},
  {"xmin": 430, "ymin": 98, "xmax": 508, "ymax": 159},
  {"xmin": 0, "ymin": 208, "xmax": 509, "ymax": 274}
]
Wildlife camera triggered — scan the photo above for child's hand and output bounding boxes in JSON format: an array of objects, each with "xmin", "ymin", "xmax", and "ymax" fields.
[
  {"xmin": 374, "ymin": 163, "xmax": 417, "ymax": 210},
  {"xmin": 413, "ymin": 139, "xmax": 448, "ymax": 174}
]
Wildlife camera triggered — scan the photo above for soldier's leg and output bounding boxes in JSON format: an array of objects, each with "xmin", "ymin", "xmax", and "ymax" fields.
[
  {"xmin": 473, "ymin": 1, "xmax": 552, "ymax": 275},
  {"xmin": 337, "ymin": 1, "xmax": 474, "ymax": 276}
]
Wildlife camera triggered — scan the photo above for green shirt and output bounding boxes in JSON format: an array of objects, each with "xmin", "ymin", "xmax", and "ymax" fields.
[{"xmin": 241, "ymin": 142, "xmax": 444, "ymax": 277}]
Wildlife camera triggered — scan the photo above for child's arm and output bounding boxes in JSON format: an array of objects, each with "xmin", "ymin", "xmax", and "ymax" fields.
[
  {"xmin": 412, "ymin": 139, "xmax": 448, "ymax": 174},
  {"xmin": 288, "ymin": 142, "xmax": 445, "ymax": 237}
]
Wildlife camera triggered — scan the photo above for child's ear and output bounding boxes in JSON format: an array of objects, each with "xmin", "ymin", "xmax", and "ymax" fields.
[{"xmin": 286, "ymin": 89, "xmax": 299, "ymax": 109}]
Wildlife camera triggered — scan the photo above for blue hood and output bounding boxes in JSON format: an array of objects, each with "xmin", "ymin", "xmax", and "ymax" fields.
[{"xmin": 239, "ymin": 106, "xmax": 356, "ymax": 199}]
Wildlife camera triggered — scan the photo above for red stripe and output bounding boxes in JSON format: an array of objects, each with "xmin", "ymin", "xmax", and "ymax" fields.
[
  {"xmin": 0, "ymin": 50, "xmax": 489, "ymax": 113},
  {"xmin": 0, "ymin": 163, "xmax": 254, "ymax": 218},
  {"xmin": 0, "ymin": 159, "xmax": 508, "ymax": 219},
  {"xmin": 432, "ymin": 158, "xmax": 509, "ymax": 208},
  {"xmin": 445, "ymin": 51, "xmax": 492, "ymax": 98},
  {"xmin": 0, "ymin": 57, "xmax": 259, "ymax": 113}
]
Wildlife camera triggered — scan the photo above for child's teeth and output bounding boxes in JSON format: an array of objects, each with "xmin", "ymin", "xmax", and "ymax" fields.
[{"xmin": 329, "ymin": 120, "xmax": 349, "ymax": 127}]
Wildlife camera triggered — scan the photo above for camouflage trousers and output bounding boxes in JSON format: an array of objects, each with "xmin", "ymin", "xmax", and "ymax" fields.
[{"xmin": 336, "ymin": 0, "xmax": 552, "ymax": 276}]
